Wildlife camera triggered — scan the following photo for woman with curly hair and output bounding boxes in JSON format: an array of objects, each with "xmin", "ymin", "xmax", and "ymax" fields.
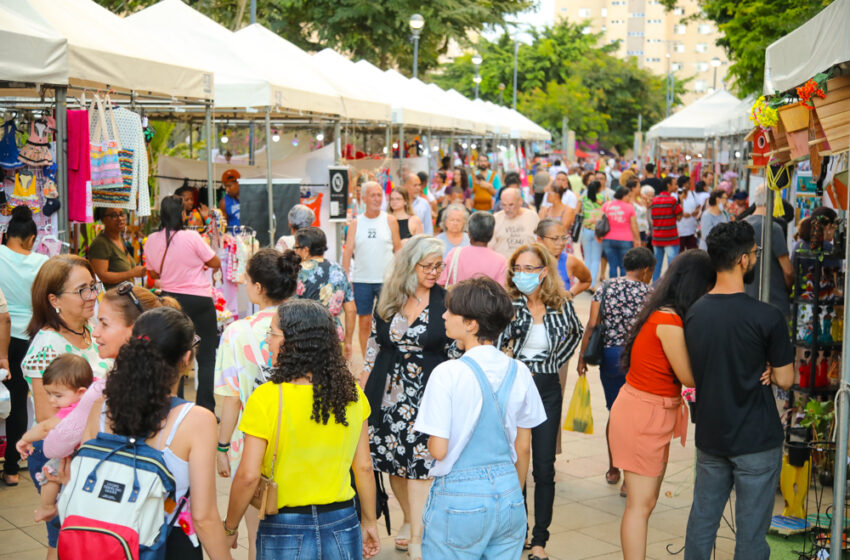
[
  {"xmin": 81, "ymin": 307, "xmax": 233, "ymax": 559},
  {"xmin": 501, "ymin": 243, "xmax": 584, "ymax": 560},
  {"xmin": 214, "ymin": 248, "xmax": 301, "ymax": 560},
  {"xmin": 361, "ymin": 234, "xmax": 451, "ymax": 559},
  {"xmin": 224, "ymin": 299, "xmax": 379, "ymax": 559}
]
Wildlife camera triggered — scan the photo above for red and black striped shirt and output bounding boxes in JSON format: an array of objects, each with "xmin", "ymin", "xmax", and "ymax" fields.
[{"xmin": 650, "ymin": 192, "xmax": 682, "ymax": 246}]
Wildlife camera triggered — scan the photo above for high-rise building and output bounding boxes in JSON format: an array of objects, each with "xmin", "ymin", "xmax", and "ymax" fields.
[{"xmin": 554, "ymin": 0, "xmax": 730, "ymax": 106}]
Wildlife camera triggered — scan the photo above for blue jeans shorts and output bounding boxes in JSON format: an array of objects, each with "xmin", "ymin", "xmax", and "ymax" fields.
[
  {"xmin": 352, "ymin": 282, "xmax": 382, "ymax": 316},
  {"xmin": 257, "ymin": 503, "xmax": 361, "ymax": 560}
]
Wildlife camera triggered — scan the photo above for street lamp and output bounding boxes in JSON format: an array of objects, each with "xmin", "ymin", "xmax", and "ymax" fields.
[
  {"xmin": 472, "ymin": 53, "xmax": 482, "ymax": 99},
  {"xmin": 711, "ymin": 57, "xmax": 722, "ymax": 90},
  {"xmin": 409, "ymin": 14, "xmax": 425, "ymax": 79},
  {"xmin": 498, "ymin": 82, "xmax": 506, "ymax": 105}
]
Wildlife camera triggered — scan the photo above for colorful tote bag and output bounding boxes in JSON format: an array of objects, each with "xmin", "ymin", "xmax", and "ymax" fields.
[{"xmin": 90, "ymin": 96, "xmax": 134, "ymax": 208}]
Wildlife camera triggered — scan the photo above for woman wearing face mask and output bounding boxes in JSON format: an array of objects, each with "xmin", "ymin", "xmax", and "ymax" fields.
[
  {"xmin": 698, "ymin": 191, "xmax": 730, "ymax": 251},
  {"xmin": 501, "ymin": 244, "xmax": 584, "ymax": 560}
]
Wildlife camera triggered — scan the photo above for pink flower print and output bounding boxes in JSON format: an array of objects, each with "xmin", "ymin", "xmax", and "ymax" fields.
[
  {"xmin": 296, "ymin": 281, "xmax": 305, "ymax": 296},
  {"xmin": 328, "ymin": 290, "xmax": 345, "ymax": 316}
]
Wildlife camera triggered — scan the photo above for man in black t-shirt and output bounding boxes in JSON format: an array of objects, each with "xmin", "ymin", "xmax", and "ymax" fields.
[
  {"xmin": 640, "ymin": 162, "xmax": 663, "ymax": 195},
  {"xmin": 683, "ymin": 221, "xmax": 794, "ymax": 560}
]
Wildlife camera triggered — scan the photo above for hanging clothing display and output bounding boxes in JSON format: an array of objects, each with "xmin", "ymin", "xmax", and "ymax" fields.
[
  {"xmin": 67, "ymin": 108, "xmax": 92, "ymax": 223},
  {"xmin": 0, "ymin": 120, "xmax": 22, "ymax": 170},
  {"xmin": 112, "ymin": 107, "xmax": 150, "ymax": 216},
  {"xmin": 18, "ymin": 118, "xmax": 54, "ymax": 168},
  {"xmin": 89, "ymin": 96, "xmax": 132, "ymax": 208}
]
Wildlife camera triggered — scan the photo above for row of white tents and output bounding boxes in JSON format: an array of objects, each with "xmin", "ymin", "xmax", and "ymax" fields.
[{"xmin": 0, "ymin": 0, "xmax": 551, "ymax": 141}]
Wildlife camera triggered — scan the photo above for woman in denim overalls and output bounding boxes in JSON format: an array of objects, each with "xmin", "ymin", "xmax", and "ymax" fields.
[{"xmin": 415, "ymin": 277, "xmax": 546, "ymax": 559}]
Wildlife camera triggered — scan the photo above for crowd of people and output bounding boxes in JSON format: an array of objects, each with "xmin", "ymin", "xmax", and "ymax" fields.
[{"xmin": 0, "ymin": 153, "xmax": 816, "ymax": 560}]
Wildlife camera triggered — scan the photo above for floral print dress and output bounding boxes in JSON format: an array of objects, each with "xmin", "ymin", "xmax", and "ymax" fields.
[
  {"xmin": 364, "ymin": 307, "xmax": 434, "ymax": 480},
  {"xmin": 296, "ymin": 258, "xmax": 354, "ymax": 341},
  {"xmin": 592, "ymin": 278, "xmax": 650, "ymax": 348}
]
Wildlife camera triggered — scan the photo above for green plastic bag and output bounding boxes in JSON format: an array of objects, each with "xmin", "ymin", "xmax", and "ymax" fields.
[{"xmin": 563, "ymin": 376, "xmax": 594, "ymax": 434}]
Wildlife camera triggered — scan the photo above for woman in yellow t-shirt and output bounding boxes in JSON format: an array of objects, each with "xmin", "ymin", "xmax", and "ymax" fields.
[{"xmin": 224, "ymin": 299, "xmax": 380, "ymax": 559}]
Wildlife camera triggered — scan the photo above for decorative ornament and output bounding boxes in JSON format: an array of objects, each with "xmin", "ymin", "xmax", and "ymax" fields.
[
  {"xmin": 797, "ymin": 78, "xmax": 827, "ymax": 110},
  {"xmin": 750, "ymin": 96, "xmax": 779, "ymax": 129}
]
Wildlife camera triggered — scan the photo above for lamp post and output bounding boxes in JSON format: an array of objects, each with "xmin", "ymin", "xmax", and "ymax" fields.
[
  {"xmin": 498, "ymin": 82, "xmax": 505, "ymax": 105},
  {"xmin": 512, "ymin": 38, "xmax": 519, "ymax": 110},
  {"xmin": 409, "ymin": 14, "xmax": 425, "ymax": 79},
  {"xmin": 472, "ymin": 53, "xmax": 482, "ymax": 100},
  {"xmin": 711, "ymin": 56, "xmax": 721, "ymax": 90}
]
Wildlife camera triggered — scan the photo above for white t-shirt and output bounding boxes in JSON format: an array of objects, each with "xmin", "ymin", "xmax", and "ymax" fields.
[
  {"xmin": 519, "ymin": 323, "xmax": 548, "ymax": 360},
  {"xmin": 679, "ymin": 191, "xmax": 699, "ymax": 236},
  {"xmin": 414, "ymin": 344, "xmax": 546, "ymax": 477},
  {"xmin": 411, "ymin": 196, "xmax": 433, "ymax": 235},
  {"xmin": 561, "ymin": 189, "xmax": 578, "ymax": 210}
]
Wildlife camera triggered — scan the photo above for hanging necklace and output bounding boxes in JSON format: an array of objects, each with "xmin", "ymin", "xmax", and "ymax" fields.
[{"xmin": 63, "ymin": 324, "xmax": 90, "ymax": 344}]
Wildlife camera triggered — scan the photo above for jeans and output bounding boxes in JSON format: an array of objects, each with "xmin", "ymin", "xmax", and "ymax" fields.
[
  {"xmin": 602, "ymin": 239, "xmax": 633, "ymax": 278},
  {"xmin": 599, "ymin": 345, "xmax": 626, "ymax": 410},
  {"xmin": 652, "ymin": 244, "xmax": 680, "ymax": 282},
  {"xmin": 257, "ymin": 504, "xmax": 361, "ymax": 560},
  {"xmin": 423, "ymin": 464, "xmax": 525, "ymax": 559},
  {"xmin": 3, "ymin": 337, "xmax": 30, "ymax": 475},
  {"xmin": 163, "ymin": 292, "xmax": 218, "ymax": 412},
  {"xmin": 527, "ymin": 374, "xmax": 562, "ymax": 548},
  {"xmin": 684, "ymin": 446, "xmax": 782, "ymax": 560},
  {"xmin": 580, "ymin": 228, "xmax": 604, "ymax": 287}
]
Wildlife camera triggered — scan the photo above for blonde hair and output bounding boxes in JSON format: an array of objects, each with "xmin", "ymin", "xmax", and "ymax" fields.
[
  {"xmin": 377, "ymin": 235, "xmax": 445, "ymax": 321},
  {"xmin": 506, "ymin": 243, "xmax": 569, "ymax": 310},
  {"xmin": 390, "ymin": 187, "xmax": 413, "ymax": 215}
]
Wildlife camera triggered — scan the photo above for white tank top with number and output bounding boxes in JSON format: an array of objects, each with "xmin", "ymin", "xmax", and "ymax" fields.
[{"xmin": 353, "ymin": 211, "xmax": 394, "ymax": 283}]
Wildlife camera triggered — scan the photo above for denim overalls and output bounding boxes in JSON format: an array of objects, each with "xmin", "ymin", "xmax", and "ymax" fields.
[{"xmin": 422, "ymin": 356, "xmax": 526, "ymax": 559}]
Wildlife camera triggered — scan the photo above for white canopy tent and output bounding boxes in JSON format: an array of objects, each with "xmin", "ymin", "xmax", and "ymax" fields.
[
  {"xmin": 707, "ymin": 95, "xmax": 756, "ymax": 138},
  {"xmin": 311, "ymin": 49, "xmax": 394, "ymax": 124},
  {"xmin": 3, "ymin": 0, "xmax": 213, "ymax": 99},
  {"xmin": 381, "ymin": 68, "xmax": 460, "ymax": 132},
  {"xmin": 646, "ymin": 90, "xmax": 742, "ymax": 141},
  {"xmin": 0, "ymin": 2, "xmax": 67, "ymax": 85},
  {"xmin": 764, "ymin": 0, "xmax": 850, "ymax": 94},
  {"xmin": 233, "ymin": 25, "xmax": 389, "ymax": 122},
  {"xmin": 352, "ymin": 61, "xmax": 435, "ymax": 130}
]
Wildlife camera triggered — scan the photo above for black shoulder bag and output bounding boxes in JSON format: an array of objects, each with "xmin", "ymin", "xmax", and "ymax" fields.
[{"xmin": 582, "ymin": 281, "xmax": 609, "ymax": 365}]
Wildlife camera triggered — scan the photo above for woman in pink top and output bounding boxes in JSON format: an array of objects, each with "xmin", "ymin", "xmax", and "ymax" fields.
[
  {"xmin": 438, "ymin": 211, "xmax": 508, "ymax": 287},
  {"xmin": 601, "ymin": 186, "xmax": 641, "ymax": 278},
  {"xmin": 145, "ymin": 195, "xmax": 221, "ymax": 412}
]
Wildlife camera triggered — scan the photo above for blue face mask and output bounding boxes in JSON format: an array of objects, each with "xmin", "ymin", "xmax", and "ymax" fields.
[{"xmin": 513, "ymin": 271, "xmax": 542, "ymax": 295}]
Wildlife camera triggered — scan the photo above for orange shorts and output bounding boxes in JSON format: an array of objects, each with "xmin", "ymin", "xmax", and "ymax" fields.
[{"xmin": 609, "ymin": 383, "xmax": 688, "ymax": 477}]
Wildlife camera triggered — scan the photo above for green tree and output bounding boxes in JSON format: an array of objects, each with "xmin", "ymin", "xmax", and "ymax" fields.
[
  {"xmin": 94, "ymin": 0, "xmax": 531, "ymax": 75},
  {"xmin": 432, "ymin": 22, "xmax": 680, "ymax": 152},
  {"xmin": 659, "ymin": 0, "xmax": 833, "ymax": 96}
]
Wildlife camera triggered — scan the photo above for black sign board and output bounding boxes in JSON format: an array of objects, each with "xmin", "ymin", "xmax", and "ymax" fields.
[{"xmin": 329, "ymin": 166, "xmax": 349, "ymax": 221}]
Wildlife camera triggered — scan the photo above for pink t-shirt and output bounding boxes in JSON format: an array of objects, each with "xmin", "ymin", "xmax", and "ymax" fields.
[
  {"xmin": 145, "ymin": 230, "xmax": 216, "ymax": 297},
  {"xmin": 44, "ymin": 378, "xmax": 105, "ymax": 459},
  {"xmin": 602, "ymin": 200, "xmax": 636, "ymax": 241},
  {"xmin": 439, "ymin": 245, "xmax": 509, "ymax": 287}
]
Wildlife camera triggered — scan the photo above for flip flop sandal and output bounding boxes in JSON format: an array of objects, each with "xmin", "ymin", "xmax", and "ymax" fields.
[
  {"xmin": 620, "ymin": 482, "xmax": 627, "ymax": 498},
  {"xmin": 605, "ymin": 469, "xmax": 621, "ymax": 485},
  {"xmin": 395, "ymin": 522, "xmax": 411, "ymax": 551}
]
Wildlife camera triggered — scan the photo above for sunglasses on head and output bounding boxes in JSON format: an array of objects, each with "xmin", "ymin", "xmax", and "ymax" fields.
[{"xmin": 116, "ymin": 282, "xmax": 143, "ymax": 313}]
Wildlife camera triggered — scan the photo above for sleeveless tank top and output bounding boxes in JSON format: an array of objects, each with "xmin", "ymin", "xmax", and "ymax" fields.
[
  {"xmin": 397, "ymin": 218, "xmax": 412, "ymax": 240},
  {"xmin": 352, "ymin": 211, "xmax": 394, "ymax": 283},
  {"xmin": 224, "ymin": 193, "xmax": 240, "ymax": 228}
]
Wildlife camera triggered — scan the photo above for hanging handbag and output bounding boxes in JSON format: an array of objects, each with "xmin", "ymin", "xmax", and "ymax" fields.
[
  {"xmin": 570, "ymin": 199, "xmax": 584, "ymax": 242},
  {"xmin": 583, "ymin": 281, "xmax": 609, "ymax": 366},
  {"xmin": 445, "ymin": 246, "xmax": 463, "ymax": 287},
  {"xmin": 90, "ymin": 96, "xmax": 134, "ymax": 208},
  {"xmin": 250, "ymin": 384, "xmax": 282, "ymax": 519},
  {"xmin": 594, "ymin": 213, "xmax": 610, "ymax": 238}
]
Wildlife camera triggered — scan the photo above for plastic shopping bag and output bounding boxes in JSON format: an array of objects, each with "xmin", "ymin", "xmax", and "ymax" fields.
[{"xmin": 563, "ymin": 376, "xmax": 593, "ymax": 434}]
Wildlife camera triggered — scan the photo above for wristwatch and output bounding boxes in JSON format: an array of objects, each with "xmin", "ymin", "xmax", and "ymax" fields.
[{"xmin": 223, "ymin": 520, "xmax": 238, "ymax": 536}]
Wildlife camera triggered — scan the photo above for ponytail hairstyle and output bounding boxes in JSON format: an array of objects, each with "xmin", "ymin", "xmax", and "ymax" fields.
[
  {"xmin": 159, "ymin": 195, "xmax": 185, "ymax": 256},
  {"xmin": 270, "ymin": 299, "xmax": 357, "ymax": 426},
  {"xmin": 245, "ymin": 249, "xmax": 301, "ymax": 302},
  {"xmin": 104, "ymin": 307, "xmax": 195, "ymax": 437}
]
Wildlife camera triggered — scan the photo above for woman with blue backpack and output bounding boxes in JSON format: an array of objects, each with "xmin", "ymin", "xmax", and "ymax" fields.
[{"xmin": 68, "ymin": 307, "xmax": 233, "ymax": 560}]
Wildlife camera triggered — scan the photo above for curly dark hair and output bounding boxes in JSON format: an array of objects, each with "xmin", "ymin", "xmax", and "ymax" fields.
[
  {"xmin": 269, "ymin": 299, "xmax": 357, "ymax": 426},
  {"xmin": 104, "ymin": 307, "xmax": 195, "ymax": 437},
  {"xmin": 246, "ymin": 248, "xmax": 301, "ymax": 301}
]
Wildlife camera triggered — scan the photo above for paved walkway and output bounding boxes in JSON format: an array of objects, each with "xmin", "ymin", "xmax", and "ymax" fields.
[{"xmin": 0, "ymin": 292, "xmax": 805, "ymax": 559}]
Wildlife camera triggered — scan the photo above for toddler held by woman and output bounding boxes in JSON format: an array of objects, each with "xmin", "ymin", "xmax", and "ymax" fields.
[{"xmin": 16, "ymin": 354, "xmax": 93, "ymax": 521}]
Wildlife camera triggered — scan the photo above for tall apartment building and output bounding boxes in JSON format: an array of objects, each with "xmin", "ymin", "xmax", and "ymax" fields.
[{"xmin": 554, "ymin": 0, "xmax": 730, "ymax": 106}]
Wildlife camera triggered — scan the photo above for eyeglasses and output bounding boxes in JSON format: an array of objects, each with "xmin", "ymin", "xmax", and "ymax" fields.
[
  {"xmin": 116, "ymin": 281, "xmax": 143, "ymax": 313},
  {"xmin": 293, "ymin": 245, "xmax": 304, "ymax": 250},
  {"xmin": 542, "ymin": 235, "xmax": 569, "ymax": 243},
  {"xmin": 512, "ymin": 265, "xmax": 545, "ymax": 274},
  {"xmin": 62, "ymin": 282, "xmax": 102, "ymax": 301},
  {"xmin": 103, "ymin": 213, "xmax": 125, "ymax": 220},
  {"xmin": 265, "ymin": 327, "xmax": 285, "ymax": 339},
  {"xmin": 417, "ymin": 262, "xmax": 445, "ymax": 274},
  {"xmin": 192, "ymin": 334, "xmax": 201, "ymax": 348},
  {"xmin": 746, "ymin": 246, "xmax": 763, "ymax": 260}
]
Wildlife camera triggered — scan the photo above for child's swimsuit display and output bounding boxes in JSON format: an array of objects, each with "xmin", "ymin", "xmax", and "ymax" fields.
[{"xmin": 18, "ymin": 118, "xmax": 55, "ymax": 168}]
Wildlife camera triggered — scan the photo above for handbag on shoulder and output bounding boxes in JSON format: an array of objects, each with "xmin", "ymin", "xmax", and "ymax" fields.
[{"xmin": 250, "ymin": 384, "xmax": 282, "ymax": 519}]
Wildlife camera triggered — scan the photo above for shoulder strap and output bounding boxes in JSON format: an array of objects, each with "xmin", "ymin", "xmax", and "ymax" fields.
[
  {"xmin": 597, "ymin": 281, "xmax": 610, "ymax": 322},
  {"xmin": 447, "ymin": 246, "xmax": 463, "ymax": 286},
  {"xmin": 268, "ymin": 384, "xmax": 283, "ymax": 475},
  {"xmin": 158, "ymin": 231, "xmax": 175, "ymax": 274},
  {"xmin": 99, "ymin": 401, "xmax": 107, "ymax": 432},
  {"xmin": 459, "ymin": 355, "xmax": 514, "ymax": 449},
  {"xmin": 163, "ymin": 403, "xmax": 195, "ymax": 448}
]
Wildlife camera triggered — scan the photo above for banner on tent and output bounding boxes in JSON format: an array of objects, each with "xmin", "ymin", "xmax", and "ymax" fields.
[{"xmin": 328, "ymin": 166, "xmax": 349, "ymax": 221}]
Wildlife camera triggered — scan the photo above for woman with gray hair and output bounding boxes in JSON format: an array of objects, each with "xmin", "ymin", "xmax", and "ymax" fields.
[
  {"xmin": 436, "ymin": 203, "xmax": 470, "ymax": 258},
  {"xmin": 275, "ymin": 203, "xmax": 316, "ymax": 252},
  {"xmin": 361, "ymin": 235, "xmax": 452, "ymax": 560}
]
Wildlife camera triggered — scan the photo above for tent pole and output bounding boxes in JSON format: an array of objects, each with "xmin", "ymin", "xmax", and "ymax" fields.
[
  {"xmin": 759, "ymin": 188, "xmax": 773, "ymax": 304},
  {"xmin": 833, "ymin": 200, "xmax": 850, "ymax": 560},
  {"xmin": 55, "ymin": 87, "xmax": 69, "ymax": 243},
  {"xmin": 385, "ymin": 123, "xmax": 391, "ymax": 160},
  {"xmin": 265, "ymin": 108, "xmax": 274, "ymax": 247},
  {"xmin": 205, "ymin": 103, "xmax": 215, "ymax": 211},
  {"xmin": 399, "ymin": 125, "xmax": 405, "ymax": 162}
]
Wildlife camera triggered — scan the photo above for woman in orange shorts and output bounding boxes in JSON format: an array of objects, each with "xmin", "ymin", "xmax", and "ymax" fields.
[{"xmin": 609, "ymin": 250, "xmax": 715, "ymax": 560}]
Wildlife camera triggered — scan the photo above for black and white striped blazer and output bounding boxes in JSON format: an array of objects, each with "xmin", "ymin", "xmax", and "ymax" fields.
[{"xmin": 498, "ymin": 295, "xmax": 584, "ymax": 375}]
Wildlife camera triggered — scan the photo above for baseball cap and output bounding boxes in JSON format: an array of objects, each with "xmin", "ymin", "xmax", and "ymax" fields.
[{"xmin": 221, "ymin": 169, "xmax": 241, "ymax": 183}]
